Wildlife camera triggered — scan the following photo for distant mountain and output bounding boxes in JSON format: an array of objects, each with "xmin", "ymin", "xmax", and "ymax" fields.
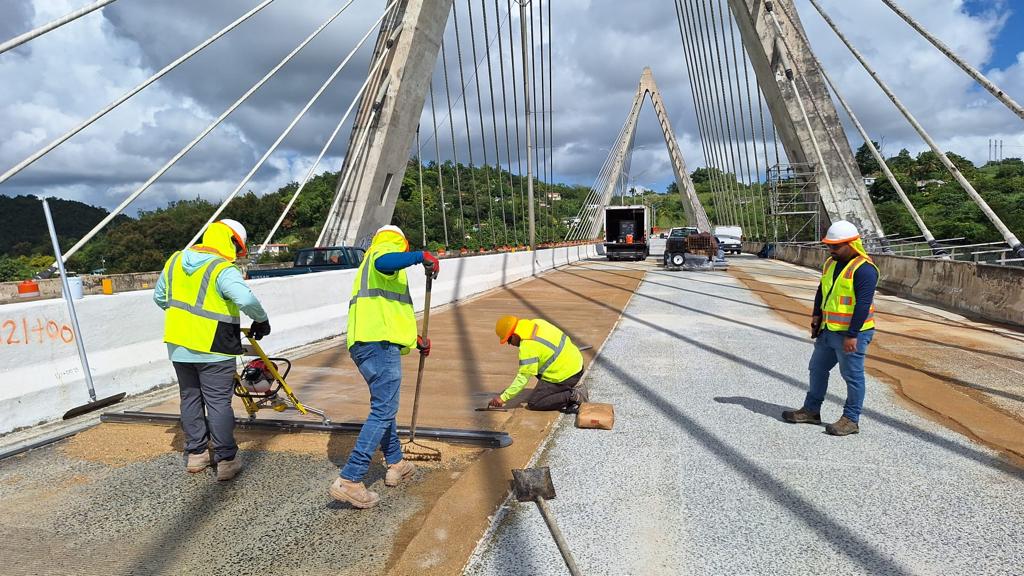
[{"xmin": 0, "ymin": 194, "xmax": 124, "ymax": 255}]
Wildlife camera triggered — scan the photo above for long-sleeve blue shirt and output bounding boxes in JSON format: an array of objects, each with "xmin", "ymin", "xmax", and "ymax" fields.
[
  {"xmin": 374, "ymin": 251, "xmax": 426, "ymax": 274},
  {"xmin": 813, "ymin": 258, "xmax": 878, "ymax": 336}
]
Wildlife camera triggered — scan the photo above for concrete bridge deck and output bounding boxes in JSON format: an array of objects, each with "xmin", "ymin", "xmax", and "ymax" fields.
[{"xmin": 1, "ymin": 255, "xmax": 1022, "ymax": 575}]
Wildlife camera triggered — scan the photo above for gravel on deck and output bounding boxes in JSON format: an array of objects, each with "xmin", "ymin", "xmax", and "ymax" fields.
[{"xmin": 464, "ymin": 257, "xmax": 1024, "ymax": 576}]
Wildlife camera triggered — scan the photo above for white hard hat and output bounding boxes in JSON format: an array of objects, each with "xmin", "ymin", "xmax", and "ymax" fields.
[
  {"xmin": 219, "ymin": 218, "xmax": 247, "ymax": 245},
  {"xmin": 822, "ymin": 220, "xmax": 860, "ymax": 245},
  {"xmin": 375, "ymin": 224, "xmax": 405, "ymax": 238}
]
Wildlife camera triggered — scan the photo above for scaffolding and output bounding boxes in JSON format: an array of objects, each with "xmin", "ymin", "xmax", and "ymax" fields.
[{"xmin": 768, "ymin": 163, "xmax": 822, "ymax": 245}]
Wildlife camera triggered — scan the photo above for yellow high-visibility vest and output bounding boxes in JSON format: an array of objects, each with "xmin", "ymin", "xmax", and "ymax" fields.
[
  {"xmin": 517, "ymin": 319, "xmax": 584, "ymax": 383},
  {"xmin": 820, "ymin": 255, "xmax": 877, "ymax": 333},
  {"xmin": 346, "ymin": 244, "xmax": 417, "ymax": 350},
  {"xmin": 162, "ymin": 251, "xmax": 243, "ymax": 356}
]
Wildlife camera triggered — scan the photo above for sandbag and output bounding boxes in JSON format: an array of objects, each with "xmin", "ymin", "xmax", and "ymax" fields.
[{"xmin": 575, "ymin": 402, "xmax": 614, "ymax": 430}]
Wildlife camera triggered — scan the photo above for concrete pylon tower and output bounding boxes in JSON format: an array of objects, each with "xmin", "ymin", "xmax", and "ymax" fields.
[
  {"xmin": 320, "ymin": 0, "xmax": 454, "ymax": 248},
  {"xmin": 596, "ymin": 67, "xmax": 712, "ymax": 234},
  {"xmin": 728, "ymin": 0, "xmax": 885, "ymax": 245}
]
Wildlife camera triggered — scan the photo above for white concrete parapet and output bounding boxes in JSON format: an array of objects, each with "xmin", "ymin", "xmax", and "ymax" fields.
[{"xmin": 0, "ymin": 245, "xmax": 597, "ymax": 435}]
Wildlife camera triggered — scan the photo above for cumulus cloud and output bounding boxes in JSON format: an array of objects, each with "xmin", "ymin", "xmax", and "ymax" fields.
[{"xmin": 1, "ymin": 0, "xmax": 1022, "ymax": 219}]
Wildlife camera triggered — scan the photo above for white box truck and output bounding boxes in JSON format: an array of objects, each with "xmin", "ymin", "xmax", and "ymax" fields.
[{"xmin": 603, "ymin": 205, "xmax": 651, "ymax": 261}]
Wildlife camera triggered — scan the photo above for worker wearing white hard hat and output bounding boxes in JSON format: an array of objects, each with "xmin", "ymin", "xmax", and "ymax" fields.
[
  {"xmin": 330, "ymin": 224, "xmax": 440, "ymax": 509},
  {"xmin": 783, "ymin": 220, "xmax": 879, "ymax": 437},
  {"xmin": 153, "ymin": 219, "xmax": 270, "ymax": 480}
]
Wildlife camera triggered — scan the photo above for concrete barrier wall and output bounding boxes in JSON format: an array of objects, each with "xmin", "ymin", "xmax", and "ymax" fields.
[
  {"xmin": 0, "ymin": 244, "xmax": 598, "ymax": 435},
  {"xmin": 743, "ymin": 242, "xmax": 1024, "ymax": 328}
]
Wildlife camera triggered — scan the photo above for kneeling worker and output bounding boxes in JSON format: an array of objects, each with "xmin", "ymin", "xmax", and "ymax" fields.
[
  {"xmin": 154, "ymin": 219, "xmax": 270, "ymax": 481},
  {"xmin": 488, "ymin": 316, "xmax": 587, "ymax": 412}
]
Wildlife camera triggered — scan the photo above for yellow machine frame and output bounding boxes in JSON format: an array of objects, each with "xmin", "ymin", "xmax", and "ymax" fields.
[{"xmin": 233, "ymin": 329, "xmax": 329, "ymax": 423}]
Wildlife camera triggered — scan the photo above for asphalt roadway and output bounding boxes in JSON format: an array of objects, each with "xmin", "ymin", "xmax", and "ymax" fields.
[{"xmin": 465, "ymin": 256, "xmax": 1024, "ymax": 575}]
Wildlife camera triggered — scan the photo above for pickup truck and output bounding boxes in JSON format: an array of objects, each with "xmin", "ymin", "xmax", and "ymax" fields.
[{"xmin": 246, "ymin": 246, "xmax": 365, "ymax": 279}]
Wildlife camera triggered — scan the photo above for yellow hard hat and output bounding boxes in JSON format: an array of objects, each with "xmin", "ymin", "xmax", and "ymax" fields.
[{"xmin": 495, "ymin": 315, "xmax": 519, "ymax": 343}]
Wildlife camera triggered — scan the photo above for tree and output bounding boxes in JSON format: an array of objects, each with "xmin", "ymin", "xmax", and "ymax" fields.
[{"xmin": 855, "ymin": 141, "xmax": 881, "ymax": 176}]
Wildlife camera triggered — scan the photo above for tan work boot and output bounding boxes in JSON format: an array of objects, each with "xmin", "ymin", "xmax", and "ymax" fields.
[
  {"xmin": 186, "ymin": 451, "xmax": 211, "ymax": 473},
  {"xmin": 781, "ymin": 407, "xmax": 822, "ymax": 424},
  {"xmin": 385, "ymin": 460, "xmax": 416, "ymax": 487},
  {"xmin": 825, "ymin": 416, "xmax": 860, "ymax": 436},
  {"xmin": 215, "ymin": 457, "xmax": 243, "ymax": 481},
  {"xmin": 329, "ymin": 477, "xmax": 380, "ymax": 509}
]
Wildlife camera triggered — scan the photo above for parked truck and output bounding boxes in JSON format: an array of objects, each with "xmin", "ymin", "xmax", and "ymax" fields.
[
  {"xmin": 246, "ymin": 246, "xmax": 365, "ymax": 279},
  {"xmin": 603, "ymin": 205, "xmax": 651, "ymax": 261},
  {"xmin": 713, "ymin": 225, "xmax": 743, "ymax": 255}
]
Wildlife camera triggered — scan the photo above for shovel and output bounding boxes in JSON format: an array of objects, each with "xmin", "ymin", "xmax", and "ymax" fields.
[
  {"xmin": 402, "ymin": 273, "xmax": 441, "ymax": 461},
  {"xmin": 41, "ymin": 199, "xmax": 126, "ymax": 419},
  {"xmin": 511, "ymin": 466, "xmax": 583, "ymax": 576}
]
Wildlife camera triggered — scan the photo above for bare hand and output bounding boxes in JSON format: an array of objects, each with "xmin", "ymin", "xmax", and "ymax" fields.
[
  {"xmin": 488, "ymin": 395, "xmax": 505, "ymax": 408},
  {"xmin": 843, "ymin": 336, "xmax": 858, "ymax": 354}
]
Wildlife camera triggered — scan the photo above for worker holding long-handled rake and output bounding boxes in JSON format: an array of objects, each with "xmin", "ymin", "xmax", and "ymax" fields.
[{"xmin": 330, "ymin": 225, "xmax": 439, "ymax": 510}]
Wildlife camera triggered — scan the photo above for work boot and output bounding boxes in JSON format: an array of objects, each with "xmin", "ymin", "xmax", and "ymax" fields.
[
  {"xmin": 385, "ymin": 460, "xmax": 416, "ymax": 487},
  {"xmin": 781, "ymin": 407, "xmax": 821, "ymax": 424},
  {"xmin": 215, "ymin": 457, "xmax": 243, "ymax": 481},
  {"xmin": 570, "ymin": 381, "xmax": 589, "ymax": 404},
  {"xmin": 825, "ymin": 416, "xmax": 860, "ymax": 436},
  {"xmin": 185, "ymin": 451, "xmax": 211, "ymax": 473},
  {"xmin": 329, "ymin": 477, "xmax": 380, "ymax": 509}
]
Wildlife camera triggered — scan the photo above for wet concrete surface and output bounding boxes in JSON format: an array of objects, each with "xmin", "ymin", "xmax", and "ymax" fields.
[
  {"xmin": 0, "ymin": 260, "xmax": 642, "ymax": 576},
  {"xmin": 466, "ymin": 255, "xmax": 1024, "ymax": 575}
]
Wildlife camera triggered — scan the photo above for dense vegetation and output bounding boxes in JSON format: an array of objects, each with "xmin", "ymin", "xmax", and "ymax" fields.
[{"xmin": 1, "ymin": 145, "xmax": 1020, "ymax": 281}]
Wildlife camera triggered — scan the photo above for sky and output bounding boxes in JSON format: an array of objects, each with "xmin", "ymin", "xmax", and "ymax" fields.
[{"xmin": 1, "ymin": 0, "xmax": 1023, "ymax": 217}]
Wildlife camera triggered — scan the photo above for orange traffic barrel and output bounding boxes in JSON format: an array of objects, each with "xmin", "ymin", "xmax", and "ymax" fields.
[{"xmin": 18, "ymin": 279, "xmax": 40, "ymax": 298}]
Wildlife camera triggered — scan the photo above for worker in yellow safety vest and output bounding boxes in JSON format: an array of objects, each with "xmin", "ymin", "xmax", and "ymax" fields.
[
  {"xmin": 783, "ymin": 220, "xmax": 879, "ymax": 436},
  {"xmin": 329, "ymin": 225, "xmax": 439, "ymax": 510},
  {"xmin": 488, "ymin": 316, "xmax": 587, "ymax": 412},
  {"xmin": 153, "ymin": 219, "xmax": 270, "ymax": 481}
]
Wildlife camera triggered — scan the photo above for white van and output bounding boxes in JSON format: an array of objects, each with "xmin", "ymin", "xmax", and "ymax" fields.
[{"xmin": 713, "ymin": 225, "xmax": 742, "ymax": 255}]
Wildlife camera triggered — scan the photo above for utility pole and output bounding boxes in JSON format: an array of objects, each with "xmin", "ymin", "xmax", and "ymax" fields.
[{"xmin": 519, "ymin": 0, "xmax": 535, "ymax": 251}]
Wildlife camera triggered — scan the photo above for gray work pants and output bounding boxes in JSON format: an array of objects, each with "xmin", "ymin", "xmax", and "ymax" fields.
[{"xmin": 173, "ymin": 360, "xmax": 238, "ymax": 462}]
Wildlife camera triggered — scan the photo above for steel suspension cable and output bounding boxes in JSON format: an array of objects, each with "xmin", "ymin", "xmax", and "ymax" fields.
[
  {"xmin": 417, "ymin": 127, "xmax": 427, "ymax": 246},
  {"xmin": 807, "ymin": 0, "xmax": 1023, "ymax": 256},
  {"xmin": 1, "ymin": 0, "xmax": 276, "ymax": 189},
  {"xmin": 690, "ymin": 0, "xmax": 735, "ymax": 226},
  {"xmin": 529, "ymin": 1, "xmax": 544, "ymax": 241},
  {"xmin": 494, "ymin": 0, "xmax": 520, "ymax": 244},
  {"xmin": 0, "ymin": 0, "xmax": 119, "ymax": 55},
  {"xmin": 440, "ymin": 38, "xmax": 467, "ymax": 241},
  {"xmin": 481, "ymin": 0, "xmax": 510, "ymax": 246},
  {"xmin": 726, "ymin": 1, "xmax": 760, "ymax": 237},
  {"xmin": 467, "ymin": 0, "xmax": 501, "ymax": 246},
  {"xmin": 724, "ymin": 0, "xmax": 757, "ymax": 235},
  {"xmin": 676, "ymin": 0, "xmax": 723, "ymax": 225},
  {"xmin": 538, "ymin": 0, "xmax": 551, "ymax": 241},
  {"xmin": 698, "ymin": 0, "xmax": 741, "ymax": 227},
  {"xmin": 429, "ymin": 81, "xmax": 450, "ymax": 247},
  {"xmin": 52, "ymin": 0, "xmax": 356, "ymax": 266},
  {"xmin": 187, "ymin": 2, "xmax": 390, "ymax": 248},
  {"xmin": 452, "ymin": 6, "xmax": 484, "ymax": 241},
  {"xmin": 547, "ymin": 0, "xmax": 556, "ymax": 240},
  {"xmin": 753, "ymin": 60, "xmax": 773, "ymax": 239},
  {"xmin": 715, "ymin": 0, "xmax": 751, "ymax": 234},
  {"xmin": 508, "ymin": 0, "xmax": 528, "ymax": 242},
  {"xmin": 256, "ymin": 50, "xmax": 388, "ymax": 259},
  {"xmin": 879, "ymin": 0, "xmax": 1024, "ymax": 122}
]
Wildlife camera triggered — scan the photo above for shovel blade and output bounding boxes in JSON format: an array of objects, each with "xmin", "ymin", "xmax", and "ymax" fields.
[
  {"xmin": 63, "ymin": 393, "xmax": 127, "ymax": 420},
  {"xmin": 511, "ymin": 466, "xmax": 556, "ymax": 502}
]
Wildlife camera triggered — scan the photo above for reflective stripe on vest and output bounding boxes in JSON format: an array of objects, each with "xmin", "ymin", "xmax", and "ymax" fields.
[
  {"xmin": 530, "ymin": 324, "xmax": 568, "ymax": 378},
  {"xmin": 820, "ymin": 256, "xmax": 877, "ymax": 332},
  {"xmin": 345, "ymin": 245, "xmax": 417, "ymax": 349},
  {"xmin": 348, "ymin": 258, "xmax": 413, "ymax": 308},
  {"xmin": 166, "ymin": 253, "xmax": 239, "ymax": 324}
]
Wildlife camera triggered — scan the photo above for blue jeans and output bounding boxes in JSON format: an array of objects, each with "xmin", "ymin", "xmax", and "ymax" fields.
[
  {"xmin": 803, "ymin": 329, "xmax": 875, "ymax": 423},
  {"xmin": 340, "ymin": 342, "xmax": 404, "ymax": 482}
]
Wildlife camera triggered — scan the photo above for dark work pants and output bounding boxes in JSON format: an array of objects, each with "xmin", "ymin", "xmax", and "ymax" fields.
[
  {"xmin": 525, "ymin": 371, "xmax": 584, "ymax": 411},
  {"xmin": 173, "ymin": 360, "xmax": 238, "ymax": 462}
]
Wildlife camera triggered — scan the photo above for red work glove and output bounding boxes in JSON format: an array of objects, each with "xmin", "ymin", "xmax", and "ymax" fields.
[
  {"xmin": 422, "ymin": 251, "xmax": 440, "ymax": 279},
  {"xmin": 416, "ymin": 335, "xmax": 431, "ymax": 356},
  {"xmin": 488, "ymin": 395, "xmax": 505, "ymax": 408}
]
